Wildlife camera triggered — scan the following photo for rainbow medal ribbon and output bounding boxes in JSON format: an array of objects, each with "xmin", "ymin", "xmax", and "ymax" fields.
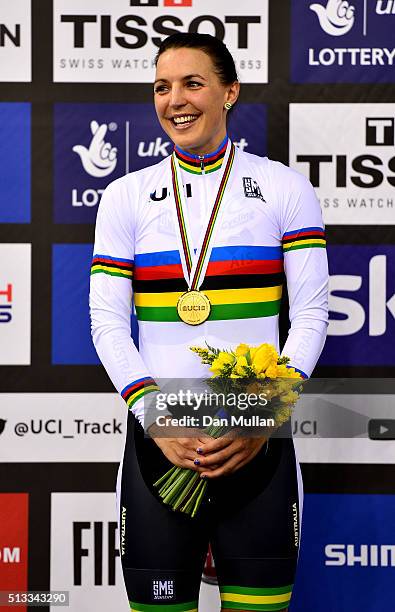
[{"xmin": 170, "ymin": 140, "xmax": 236, "ymax": 325}]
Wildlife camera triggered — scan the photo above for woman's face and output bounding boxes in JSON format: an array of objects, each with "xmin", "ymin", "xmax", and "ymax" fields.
[{"xmin": 154, "ymin": 47, "xmax": 239, "ymax": 155}]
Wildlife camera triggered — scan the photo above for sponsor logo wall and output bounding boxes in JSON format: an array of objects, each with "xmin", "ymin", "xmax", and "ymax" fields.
[
  {"xmin": 1, "ymin": 2, "xmax": 394, "ymax": 611},
  {"xmin": 291, "ymin": 494, "xmax": 395, "ymax": 611},
  {"xmin": 50, "ymin": 493, "xmax": 129, "ymax": 612},
  {"xmin": 0, "ymin": 244, "xmax": 31, "ymax": 365},
  {"xmin": 291, "ymin": 0, "xmax": 395, "ymax": 83},
  {"xmin": 0, "ymin": 103, "xmax": 31, "ymax": 223},
  {"xmin": 53, "ymin": 0, "xmax": 268, "ymax": 83},
  {"xmin": 322, "ymin": 245, "xmax": 395, "ymax": 365},
  {"xmin": 0, "ymin": 494, "xmax": 29, "ymax": 606},
  {"xmin": 0, "ymin": 394, "xmax": 126, "ymax": 462},
  {"xmin": 54, "ymin": 103, "xmax": 266, "ymax": 223},
  {"xmin": 0, "ymin": 0, "xmax": 31, "ymax": 82},
  {"xmin": 290, "ymin": 103, "xmax": 395, "ymax": 225}
]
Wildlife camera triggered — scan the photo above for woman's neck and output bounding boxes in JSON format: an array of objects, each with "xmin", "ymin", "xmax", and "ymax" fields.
[{"xmin": 174, "ymin": 134, "xmax": 228, "ymax": 159}]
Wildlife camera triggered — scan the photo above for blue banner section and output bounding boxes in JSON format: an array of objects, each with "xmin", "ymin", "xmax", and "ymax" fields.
[
  {"xmin": 320, "ymin": 245, "xmax": 395, "ymax": 366},
  {"xmin": 53, "ymin": 103, "xmax": 266, "ymax": 224},
  {"xmin": 291, "ymin": 0, "xmax": 395, "ymax": 83},
  {"xmin": 0, "ymin": 103, "xmax": 31, "ymax": 223},
  {"xmin": 52, "ymin": 244, "xmax": 138, "ymax": 365},
  {"xmin": 52, "ymin": 244, "xmax": 98, "ymax": 364},
  {"xmin": 291, "ymin": 493, "xmax": 395, "ymax": 611}
]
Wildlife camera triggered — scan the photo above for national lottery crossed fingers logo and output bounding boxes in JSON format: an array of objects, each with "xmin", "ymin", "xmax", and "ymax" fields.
[{"xmin": 291, "ymin": 0, "xmax": 395, "ymax": 83}]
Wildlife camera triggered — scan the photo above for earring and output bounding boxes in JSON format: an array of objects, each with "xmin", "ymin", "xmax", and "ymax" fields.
[{"xmin": 224, "ymin": 102, "xmax": 232, "ymax": 110}]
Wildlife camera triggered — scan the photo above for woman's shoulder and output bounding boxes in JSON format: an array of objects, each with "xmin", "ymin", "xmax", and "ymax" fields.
[{"xmin": 236, "ymin": 147, "xmax": 309, "ymax": 189}]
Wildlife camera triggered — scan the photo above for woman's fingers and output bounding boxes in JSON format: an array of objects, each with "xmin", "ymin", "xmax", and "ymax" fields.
[
  {"xmin": 199, "ymin": 452, "xmax": 245, "ymax": 479},
  {"xmin": 197, "ymin": 432, "xmax": 238, "ymax": 455},
  {"xmin": 196, "ymin": 441, "xmax": 241, "ymax": 467}
]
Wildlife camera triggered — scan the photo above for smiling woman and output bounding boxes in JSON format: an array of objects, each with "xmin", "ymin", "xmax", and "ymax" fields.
[
  {"xmin": 89, "ymin": 32, "xmax": 329, "ymax": 612},
  {"xmin": 153, "ymin": 35, "xmax": 239, "ymax": 155}
]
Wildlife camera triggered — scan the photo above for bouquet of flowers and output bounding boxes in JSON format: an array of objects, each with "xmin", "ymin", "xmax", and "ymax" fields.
[{"xmin": 153, "ymin": 342, "xmax": 303, "ymax": 517}]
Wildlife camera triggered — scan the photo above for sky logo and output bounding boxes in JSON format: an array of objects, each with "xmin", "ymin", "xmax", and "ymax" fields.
[
  {"xmin": 292, "ymin": 0, "xmax": 395, "ymax": 82},
  {"xmin": 319, "ymin": 245, "xmax": 395, "ymax": 365},
  {"xmin": 0, "ymin": 103, "xmax": 30, "ymax": 223},
  {"xmin": 54, "ymin": 103, "xmax": 266, "ymax": 224}
]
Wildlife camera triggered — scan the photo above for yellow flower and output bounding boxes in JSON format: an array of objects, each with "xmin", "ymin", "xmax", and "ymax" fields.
[
  {"xmin": 234, "ymin": 355, "xmax": 248, "ymax": 376},
  {"xmin": 280, "ymin": 390, "xmax": 299, "ymax": 404},
  {"xmin": 275, "ymin": 406, "xmax": 293, "ymax": 425},
  {"xmin": 252, "ymin": 343, "xmax": 279, "ymax": 376},
  {"xmin": 276, "ymin": 364, "xmax": 302, "ymax": 379},
  {"xmin": 210, "ymin": 351, "xmax": 235, "ymax": 376},
  {"xmin": 265, "ymin": 363, "xmax": 278, "ymax": 379},
  {"xmin": 235, "ymin": 343, "xmax": 250, "ymax": 357}
]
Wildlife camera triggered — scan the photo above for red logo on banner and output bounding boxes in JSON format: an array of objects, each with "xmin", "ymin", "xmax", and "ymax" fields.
[
  {"xmin": 164, "ymin": 0, "xmax": 193, "ymax": 6},
  {"xmin": 0, "ymin": 494, "xmax": 29, "ymax": 612}
]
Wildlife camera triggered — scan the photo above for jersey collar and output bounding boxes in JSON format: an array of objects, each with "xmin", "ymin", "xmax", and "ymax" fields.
[{"xmin": 173, "ymin": 135, "xmax": 229, "ymax": 175}]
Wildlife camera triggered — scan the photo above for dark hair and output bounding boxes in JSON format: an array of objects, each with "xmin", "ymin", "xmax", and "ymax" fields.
[{"xmin": 154, "ymin": 32, "xmax": 238, "ymax": 85}]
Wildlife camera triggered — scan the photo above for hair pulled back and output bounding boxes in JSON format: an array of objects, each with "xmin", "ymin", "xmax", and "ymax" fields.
[{"xmin": 154, "ymin": 32, "xmax": 238, "ymax": 86}]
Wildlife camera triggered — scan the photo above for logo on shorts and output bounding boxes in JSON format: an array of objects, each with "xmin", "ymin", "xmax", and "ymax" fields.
[
  {"xmin": 152, "ymin": 579, "xmax": 175, "ymax": 600},
  {"xmin": 121, "ymin": 506, "xmax": 126, "ymax": 556},
  {"xmin": 292, "ymin": 502, "xmax": 299, "ymax": 548},
  {"xmin": 243, "ymin": 177, "xmax": 265, "ymax": 202}
]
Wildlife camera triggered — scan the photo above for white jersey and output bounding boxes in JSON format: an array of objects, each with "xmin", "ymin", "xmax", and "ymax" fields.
[{"xmin": 89, "ymin": 138, "xmax": 329, "ymax": 428}]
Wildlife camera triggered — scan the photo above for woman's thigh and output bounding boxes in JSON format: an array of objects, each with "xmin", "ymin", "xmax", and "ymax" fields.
[
  {"xmin": 119, "ymin": 415, "xmax": 210, "ymax": 610},
  {"xmin": 209, "ymin": 437, "xmax": 302, "ymax": 612}
]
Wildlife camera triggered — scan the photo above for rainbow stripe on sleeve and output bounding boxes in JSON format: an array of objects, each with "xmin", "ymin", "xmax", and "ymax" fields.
[
  {"xmin": 282, "ymin": 227, "xmax": 326, "ymax": 253},
  {"xmin": 90, "ymin": 254, "xmax": 134, "ymax": 279},
  {"xmin": 121, "ymin": 376, "xmax": 160, "ymax": 409}
]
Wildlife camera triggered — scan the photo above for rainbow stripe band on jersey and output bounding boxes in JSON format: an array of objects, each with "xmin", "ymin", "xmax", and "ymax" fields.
[
  {"xmin": 219, "ymin": 584, "xmax": 293, "ymax": 611},
  {"xmin": 173, "ymin": 135, "xmax": 228, "ymax": 175},
  {"xmin": 282, "ymin": 227, "xmax": 326, "ymax": 253},
  {"xmin": 133, "ymin": 245, "xmax": 284, "ymax": 323},
  {"xmin": 121, "ymin": 376, "xmax": 159, "ymax": 409},
  {"xmin": 91, "ymin": 254, "xmax": 134, "ymax": 279}
]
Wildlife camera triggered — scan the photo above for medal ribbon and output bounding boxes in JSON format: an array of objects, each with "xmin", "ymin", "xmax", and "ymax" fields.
[{"xmin": 171, "ymin": 142, "xmax": 236, "ymax": 290}]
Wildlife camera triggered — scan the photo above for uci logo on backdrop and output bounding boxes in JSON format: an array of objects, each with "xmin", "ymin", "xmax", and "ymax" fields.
[
  {"xmin": 53, "ymin": 102, "xmax": 267, "ymax": 224},
  {"xmin": 53, "ymin": 0, "xmax": 268, "ymax": 83},
  {"xmin": 291, "ymin": 0, "xmax": 395, "ymax": 82}
]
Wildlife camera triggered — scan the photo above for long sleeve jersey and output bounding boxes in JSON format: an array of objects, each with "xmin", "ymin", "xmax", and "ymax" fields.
[{"xmin": 89, "ymin": 140, "xmax": 329, "ymax": 428}]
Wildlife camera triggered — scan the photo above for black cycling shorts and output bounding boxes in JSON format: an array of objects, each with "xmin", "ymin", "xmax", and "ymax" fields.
[{"xmin": 117, "ymin": 412, "xmax": 302, "ymax": 611}]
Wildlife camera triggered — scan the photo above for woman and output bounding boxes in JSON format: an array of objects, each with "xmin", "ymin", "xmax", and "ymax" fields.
[{"xmin": 90, "ymin": 33, "xmax": 328, "ymax": 612}]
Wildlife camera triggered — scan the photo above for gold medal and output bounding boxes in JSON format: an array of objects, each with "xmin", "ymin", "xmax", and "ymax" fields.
[{"xmin": 177, "ymin": 290, "xmax": 211, "ymax": 326}]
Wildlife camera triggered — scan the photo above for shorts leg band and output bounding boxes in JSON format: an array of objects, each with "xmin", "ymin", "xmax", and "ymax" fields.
[
  {"xmin": 130, "ymin": 601, "xmax": 198, "ymax": 611},
  {"xmin": 219, "ymin": 584, "xmax": 293, "ymax": 611}
]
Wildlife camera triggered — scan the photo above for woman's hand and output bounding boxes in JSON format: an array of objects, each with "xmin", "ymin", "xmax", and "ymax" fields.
[
  {"xmin": 147, "ymin": 418, "xmax": 220, "ymax": 474},
  {"xmin": 196, "ymin": 433, "xmax": 268, "ymax": 479}
]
